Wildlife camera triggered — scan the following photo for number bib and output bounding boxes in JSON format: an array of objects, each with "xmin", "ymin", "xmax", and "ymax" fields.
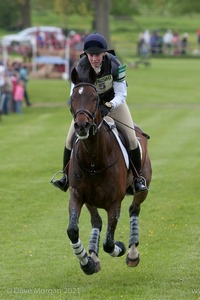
[{"xmin": 95, "ymin": 74, "xmax": 113, "ymax": 95}]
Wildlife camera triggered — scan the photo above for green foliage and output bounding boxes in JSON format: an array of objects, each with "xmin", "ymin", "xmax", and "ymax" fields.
[
  {"xmin": 0, "ymin": 1, "xmax": 20, "ymax": 28},
  {"xmin": 0, "ymin": 59, "xmax": 200, "ymax": 299},
  {"xmin": 137, "ymin": 0, "xmax": 200, "ymax": 15},
  {"xmin": 173, "ymin": 0, "xmax": 200, "ymax": 14},
  {"xmin": 1, "ymin": 0, "xmax": 200, "ymax": 31},
  {"xmin": 32, "ymin": 0, "xmax": 54, "ymax": 11},
  {"xmin": 111, "ymin": 0, "xmax": 139, "ymax": 16},
  {"xmin": 54, "ymin": 0, "xmax": 91, "ymax": 15}
]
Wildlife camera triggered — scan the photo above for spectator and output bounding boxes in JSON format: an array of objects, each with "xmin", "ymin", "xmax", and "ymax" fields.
[
  {"xmin": 156, "ymin": 32, "xmax": 164, "ymax": 54},
  {"xmin": 196, "ymin": 29, "xmax": 200, "ymax": 47},
  {"xmin": 0, "ymin": 65, "xmax": 5, "ymax": 88},
  {"xmin": 1, "ymin": 71, "xmax": 13, "ymax": 114},
  {"xmin": 150, "ymin": 30, "xmax": 163, "ymax": 54},
  {"xmin": 143, "ymin": 29, "xmax": 151, "ymax": 45},
  {"xmin": 163, "ymin": 29, "xmax": 173, "ymax": 55},
  {"xmin": 0, "ymin": 65, "xmax": 6, "ymax": 115},
  {"xmin": 19, "ymin": 64, "xmax": 31, "ymax": 106},
  {"xmin": 137, "ymin": 32, "xmax": 150, "ymax": 63},
  {"xmin": 172, "ymin": 31, "xmax": 180, "ymax": 55},
  {"xmin": 37, "ymin": 31, "xmax": 45, "ymax": 48},
  {"xmin": 137, "ymin": 33, "xmax": 145, "ymax": 56},
  {"xmin": 150, "ymin": 30, "xmax": 158, "ymax": 53},
  {"xmin": 181, "ymin": 33, "xmax": 189, "ymax": 55},
  {"xmin": 10, "ymin": 70, "xmax": 19, "ymax": 112},
  {"xmin": 13, "ymin": 80, "xmax": 24, "ymax": 113}
]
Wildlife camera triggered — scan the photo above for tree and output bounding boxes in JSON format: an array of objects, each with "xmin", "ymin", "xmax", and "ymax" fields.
[
  {"xmin": 92, "ymin": 0, "xmax": 112, "ymax": 48},
  {"xmin": 19, "ymin": 0, "xmax": 32, "ymax": 28},
  {"xmin": 54, "ymin": 0, "xmax": 112, "ymax": 48},
  {"xmin": 0, "ymin": 0, "xmax": 31, "ymax": 29},
  {"xmin": 0, "ymin": 1, "xmax": 19, "ymax": 29}
]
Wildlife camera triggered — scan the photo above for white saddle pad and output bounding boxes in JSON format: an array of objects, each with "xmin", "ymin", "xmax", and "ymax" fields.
[{"xmin": 104, "ymin": 116, "xmax": 130, "ymax": 168}]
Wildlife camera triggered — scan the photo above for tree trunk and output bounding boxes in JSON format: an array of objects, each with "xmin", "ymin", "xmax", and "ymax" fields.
[
  {"xmin": 92, "ymin": 0, "xmax": 112, "ymax": 49},
  {"xmin": 20, "ymin": 0, "xmax": 31, "ymax": 28}
]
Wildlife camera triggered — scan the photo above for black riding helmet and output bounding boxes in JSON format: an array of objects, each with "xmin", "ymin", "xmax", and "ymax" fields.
[{"xmin": 83, "ymin": 33, "xmax": 107, "ymax": 54}]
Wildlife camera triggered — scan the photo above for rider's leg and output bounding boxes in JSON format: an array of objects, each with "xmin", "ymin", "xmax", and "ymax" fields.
[
  {"xmin": 109, "ymin": 103, "xmax": 147, "ymax": 193},
  {"xmin": 53, "ymin": 147, "xmax": 71, "ymax": 192},
  {"xmin": 130, "ymin": 146, "xmax": 147, "ymax": 192},
  {"xmin": 52, "ymin": 120, "xmax": 74, "ymax": 192}
]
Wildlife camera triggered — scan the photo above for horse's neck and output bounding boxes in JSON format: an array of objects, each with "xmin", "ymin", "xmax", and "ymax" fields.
[{"xmin": 78, "ymin": 125, "xmax": 112, "ymax": 165}]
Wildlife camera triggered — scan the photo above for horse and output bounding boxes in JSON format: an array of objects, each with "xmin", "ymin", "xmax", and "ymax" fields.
[{"xmin": 66, "ymin": 67, "xmax": 152, "ymax": 275}]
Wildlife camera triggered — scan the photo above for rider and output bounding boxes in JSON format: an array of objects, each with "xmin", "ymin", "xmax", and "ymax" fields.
[{"xmin": 52, "ymin": 33, "xmax": 147, "ymax": 193}]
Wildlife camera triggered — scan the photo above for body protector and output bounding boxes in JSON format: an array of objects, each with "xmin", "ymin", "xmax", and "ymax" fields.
[{"xmin": 76, "ymin": 52, "xmax": 126, "ymax": 104}]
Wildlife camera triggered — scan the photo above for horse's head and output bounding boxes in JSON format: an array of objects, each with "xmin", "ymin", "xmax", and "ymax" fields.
[{"xmin": 70, "ymin": 67, "xmax": 102, "ymax": 139}]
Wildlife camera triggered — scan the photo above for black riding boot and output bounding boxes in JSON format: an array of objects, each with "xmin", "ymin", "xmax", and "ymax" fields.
[
  {"xmin": 130, "ymin": 146, "xmax": 148, "ymax": 193},
  {"xmin": 52, "ymin": 148, "xmax": 71, "ymax": 192}
]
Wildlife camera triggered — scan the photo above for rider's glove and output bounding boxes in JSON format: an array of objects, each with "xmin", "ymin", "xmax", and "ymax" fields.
[{"xmin": 100, "ymin": 102, "xmax": 113, "ymax": 117}]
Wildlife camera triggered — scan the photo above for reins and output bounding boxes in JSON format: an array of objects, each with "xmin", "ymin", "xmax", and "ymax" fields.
[
  {"xmin": 72, "ymin": 82, "xmax": 150, "ymax": 140},
  {"xmin": 111, "ymin": 117, "xmax": 150, "ymax": 139}
]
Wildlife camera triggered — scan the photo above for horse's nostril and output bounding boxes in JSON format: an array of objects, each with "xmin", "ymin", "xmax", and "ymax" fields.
[
  {"xmin": 85, "ymin": 122, "xmax": 90, "ymax": 129},
  {"xmin": 74, "ymin": 121, "xmax": 88, "ymax": 130},
  {"xmin": 74, "ymin": 121, "xmax": 91, "ymax": 139},
  {"xmin": 74, "ymin": 122, "xmax": 79, "ymax": 129}
]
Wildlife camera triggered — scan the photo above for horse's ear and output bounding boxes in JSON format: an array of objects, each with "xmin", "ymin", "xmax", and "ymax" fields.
[
  {"xmin": 71, "ymin": 68, "xmax": 80, "ymax": 85},
  {"xmin": 71, "ymin": 66, "xmax": 97, "ymax": 84},
  {"xmin": 88, "ymin": 67, "xmax": 97, "ymax": 84}
]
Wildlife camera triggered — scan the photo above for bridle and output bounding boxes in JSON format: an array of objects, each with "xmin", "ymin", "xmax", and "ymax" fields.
[{"xmin": 70, "ymin": 82, "xmax": 103, "ymax": 136}]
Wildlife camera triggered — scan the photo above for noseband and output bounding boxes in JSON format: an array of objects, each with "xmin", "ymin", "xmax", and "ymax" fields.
[{"xmin": 70, "ymin": 82, "xmax": 102, "ymax": 135}]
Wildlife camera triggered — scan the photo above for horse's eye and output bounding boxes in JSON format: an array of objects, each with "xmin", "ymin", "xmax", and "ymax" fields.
[{"xmin": 94, "ymin": 96, "xmax": 99, "ymax": 102}]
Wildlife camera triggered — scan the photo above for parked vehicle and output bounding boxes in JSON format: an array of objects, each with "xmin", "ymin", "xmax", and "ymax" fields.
[{"xmin": 1, "ymin": 26, "xmax": 65, "ymax": 46}]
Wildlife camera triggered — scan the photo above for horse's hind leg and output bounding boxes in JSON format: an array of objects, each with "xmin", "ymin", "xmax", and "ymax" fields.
[
  {"xmin": 67, "ymin": 198, "xmax": 96, "ymax": 275},
  {"xmin": 126, "ymin": 191, "xmax": 148, "ymax": 267},
  {"xmin": 86, "ymin": 204, "xmax": 102, "ymax": 273},
  {"xmin": 103, "ymin": 204, "xmax": 126, "ymax": 257},
  {"xmin": 126, "ymin": 132, "xmax": 152, "ymax": 267}
]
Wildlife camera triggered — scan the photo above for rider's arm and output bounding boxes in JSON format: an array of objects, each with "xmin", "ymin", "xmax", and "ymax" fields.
[
  {"xmin": 110, "ymin": 61, "xmax": 127, "ymax": 109},
  {"xmin": 110, "ymin": 80, "xmax": 127, "ymax": 109}
]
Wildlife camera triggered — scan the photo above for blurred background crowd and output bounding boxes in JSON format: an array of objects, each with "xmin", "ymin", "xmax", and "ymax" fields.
[
  {"xmin": 0, "ymin": 61, "xmax": 31, "ymax": 115},
  {"xmin": 137, "ymin": 28, "xmax": 200, "ymax": 58}
]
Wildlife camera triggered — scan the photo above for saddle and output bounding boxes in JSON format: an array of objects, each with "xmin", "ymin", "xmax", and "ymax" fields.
[{"xmin": 103, "ymin": 116, "xmax": 138, "ymax": 177}]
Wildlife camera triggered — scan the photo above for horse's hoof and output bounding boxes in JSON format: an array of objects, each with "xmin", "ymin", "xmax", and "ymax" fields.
[
  {"xmin": 126, "ymin": 254, "xmax": 140, "ymax": 267},
  {"xmin": 115, "ymin": 241, "xmax": 126, "ymax": 257},
  {"xmin": 94, "ymin": 261, "xmax": 101, "ymax": 273},
  {"xmin": 80, "ymin": 256, "xmax": 96, "ymax": 275},
  {"xmin": 90, "ymin": 251, "xmax": 101, "ymax": 273}
]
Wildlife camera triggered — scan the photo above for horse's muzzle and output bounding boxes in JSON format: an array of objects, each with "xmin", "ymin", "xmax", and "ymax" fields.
[{"xmin": 74, "ymin": 121, "xmax": 91, "ymax": 139}]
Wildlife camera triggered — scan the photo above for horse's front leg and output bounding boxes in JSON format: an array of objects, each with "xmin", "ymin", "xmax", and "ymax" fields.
[
  {"xmin": 126, "ymin": 191, "xmax": 148, "ymax": 267},
  {"xmin": 67, "ymin": 194, "xmax": 96, "ymax": 275},
  {"xmin": 103, "ymin": 204, "xmax": 126, "ymax": 257},
  {"xmin": 86, "ymin": 204, "xmax": 102, "ymax": 273}
]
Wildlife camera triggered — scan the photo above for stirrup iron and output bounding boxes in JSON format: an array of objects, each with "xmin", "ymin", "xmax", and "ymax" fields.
[{"xmin": 50, "ymin": 170, "xmax": 64, "ymax": 187}]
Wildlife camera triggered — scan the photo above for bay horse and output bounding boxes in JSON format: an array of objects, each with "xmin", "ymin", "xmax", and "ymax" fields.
[{"xmin": 66, "ymin": 67, "xmax": 152, "ymax": 275}]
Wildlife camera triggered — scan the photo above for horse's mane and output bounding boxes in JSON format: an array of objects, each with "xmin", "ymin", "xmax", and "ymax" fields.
[{"xmin": 71, "ymin": 66, "xmax": 97, "ymax": 85}]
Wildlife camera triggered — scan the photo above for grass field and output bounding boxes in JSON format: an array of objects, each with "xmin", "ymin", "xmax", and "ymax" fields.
[{"xmin": 0, "ymin": 58, "xmax": 200, "ymax": 300}]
